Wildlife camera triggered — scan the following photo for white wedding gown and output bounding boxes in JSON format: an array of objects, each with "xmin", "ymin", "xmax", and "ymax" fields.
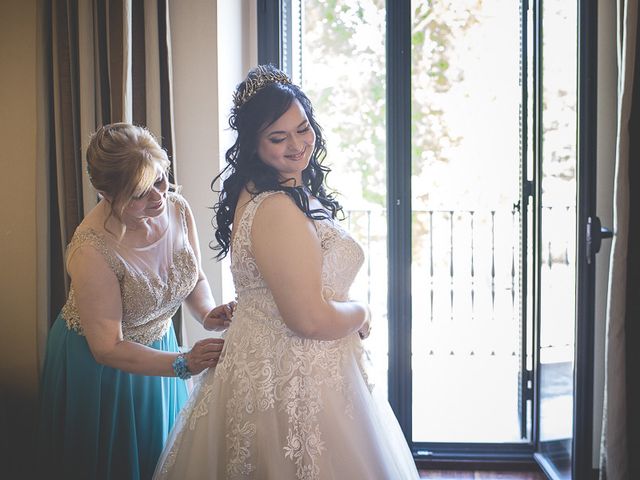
[{"xmin": 154, "ymin": 191, "xmax": 420, "ymax": 480}]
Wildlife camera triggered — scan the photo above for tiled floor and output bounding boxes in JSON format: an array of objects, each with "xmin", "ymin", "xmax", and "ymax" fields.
[{"xmin": 418, "ymin": 470, "xmax": 546, "ymax": 479}]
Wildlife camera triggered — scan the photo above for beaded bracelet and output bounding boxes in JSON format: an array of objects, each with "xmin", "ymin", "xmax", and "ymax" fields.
[{"xmin": 172, "ymin": 353, "xmax": 192, "ymax": 380}]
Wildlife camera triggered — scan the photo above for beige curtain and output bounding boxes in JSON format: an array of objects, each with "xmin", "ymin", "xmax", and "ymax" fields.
[
  {"xmin": 43, "ymin": 0, "xmax": 180, "ymax": 360},
  {"xmin": 600, "ymin": 0, "xmax": 638, "ymax": 479}
]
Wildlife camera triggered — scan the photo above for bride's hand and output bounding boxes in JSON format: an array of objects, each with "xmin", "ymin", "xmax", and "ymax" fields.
[
  {"xmin": 358, "ymin": 305, "xmax": 372, "ymax": 340},
  {"xmin": 203, "ymin": 301, "xmax": 237, "ymax": 331}
]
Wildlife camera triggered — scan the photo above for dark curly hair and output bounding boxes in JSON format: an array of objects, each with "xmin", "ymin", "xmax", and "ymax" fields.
[{"xmin": 211, "ymin": 65, "xmax": 343, "ymax": 259}]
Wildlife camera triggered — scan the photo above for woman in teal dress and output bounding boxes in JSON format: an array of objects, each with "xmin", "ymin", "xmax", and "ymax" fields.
[{"xmin": 38, "ymin": 123, "xmax": 235, "ymax": 480}]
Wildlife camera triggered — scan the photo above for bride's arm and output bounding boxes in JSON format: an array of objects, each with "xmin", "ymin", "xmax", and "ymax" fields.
[{"xmin": 252, "ymin": 194, "xmax": 368, "ymax": 341}]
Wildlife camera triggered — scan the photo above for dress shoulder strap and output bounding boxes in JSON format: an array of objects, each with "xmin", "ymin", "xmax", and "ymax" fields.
[
  {"xmin": 166, "ymin": 191, "xmax": 190, "ymax": 247},
  {"xmin": 66, "ymin": 228, "xmax": 124, "ymax": 279},
  {"xmin": 232, "ymin": 190, "xmax": 287, "ymax": 254}
]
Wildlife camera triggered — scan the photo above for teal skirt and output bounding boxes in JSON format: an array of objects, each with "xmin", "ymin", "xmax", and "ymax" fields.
[{"xmin": 38, "ymin": 314, "xmax": 188, "ymax": 480}]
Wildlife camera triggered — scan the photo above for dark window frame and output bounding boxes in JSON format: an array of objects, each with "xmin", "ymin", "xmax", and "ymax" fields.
[{"xmin": 257, "ymin": 1, "xmax": 597, "ymax": 475}]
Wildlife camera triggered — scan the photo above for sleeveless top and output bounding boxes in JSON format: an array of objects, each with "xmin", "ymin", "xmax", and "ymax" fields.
[
  {"xmin": 221, "ymin": 191, "xmax": 369, "ymax": 474},
  {"xmin": 231, "ymin": 190, "xmax": 364, "ymax": 303},
  {"xmin": 60, "ymin": 192, "xmax": 199, "ymax": 346}
]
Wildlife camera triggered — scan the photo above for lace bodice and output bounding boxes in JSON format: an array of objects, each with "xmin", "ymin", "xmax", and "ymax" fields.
[
  {"xmin": 208, "ymin": 191, "xmax": 366, "ymax": 477},
  {"xmin": 61, "ymin": 193, "xmax": 198, "ymax": 345},
  {"xmin": 231, "ymin": 190, "xmax": 364, "ymax": 303}
]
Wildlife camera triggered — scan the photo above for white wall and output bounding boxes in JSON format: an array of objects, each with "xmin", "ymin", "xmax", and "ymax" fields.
[
  {"xmin": 0, "ymin": 0, "xmax": 39, "ymax": 398},
  {"xmin": 170, "ymin": 0, "xmax": 257, "ymax": 345},
  {"xmin": 216, "ymin": 0, "xmax": 258, "ymax": 305}
]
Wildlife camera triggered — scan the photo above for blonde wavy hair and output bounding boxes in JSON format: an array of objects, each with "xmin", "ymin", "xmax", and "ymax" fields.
[{"xmin": 86, "ymin": 123, "xmax": 173, "ymax": 229}]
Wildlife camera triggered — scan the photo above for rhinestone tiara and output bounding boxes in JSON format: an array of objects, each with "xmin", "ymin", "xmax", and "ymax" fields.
[{"xmin": 232, "ymin": 65, "xmax": 292, "ymax": 108}]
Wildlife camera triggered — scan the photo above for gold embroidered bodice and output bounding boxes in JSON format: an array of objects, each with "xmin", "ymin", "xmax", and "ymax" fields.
[{"xmin": 61, "ymin": 193, "xmax": 198, "ymax": 345}]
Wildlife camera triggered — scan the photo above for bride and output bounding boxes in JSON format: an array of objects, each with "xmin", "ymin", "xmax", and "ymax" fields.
[{"xmin": 154, "ymin": 65, "xmax": 419, "ymax": 480}]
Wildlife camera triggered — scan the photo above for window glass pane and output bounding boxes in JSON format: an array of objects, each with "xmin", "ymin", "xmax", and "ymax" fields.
[
  {"xmin": 538, "ymin": 0, "xmax": 577, "ymax": 476},
  {"xmin": 410, "ymin": 0, "xmax": 524, "ymax": 443},
  {"xmin": 294, "ymin": 0, "xmax": 389, "ymax": 397}
]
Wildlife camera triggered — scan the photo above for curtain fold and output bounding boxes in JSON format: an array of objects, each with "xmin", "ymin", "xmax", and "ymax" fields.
[
  {"xmin": 623, "ymin": 2, "xmax": 640, "ymax": 477},
  {"xmin": 600, "ymin": 1, "xmax": 639, "ymax": 479},
  {"xmin": 50, "ymin": 0, "xmax": 84, "ymax": 313},
  {"xmin": 157, "ymin": 0, "xmax": 177, "ymax": 180},
  {"xmin": 47, "ymin": 0, "xmax": 181, "ymax": 341}
]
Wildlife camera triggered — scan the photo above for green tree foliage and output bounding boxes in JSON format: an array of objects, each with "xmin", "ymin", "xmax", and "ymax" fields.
[
  {"xmin": 304, "ymin": 0, "xmax": 387, "ymax": 207},
  {"xmin": 303, "ymin": 0, "xmax": 483, "ymax": 209}
]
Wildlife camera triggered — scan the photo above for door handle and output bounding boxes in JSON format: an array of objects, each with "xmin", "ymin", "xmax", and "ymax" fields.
[{"xmin": 586, "ymin": 216, "xmax": 613, "ymax": 264}]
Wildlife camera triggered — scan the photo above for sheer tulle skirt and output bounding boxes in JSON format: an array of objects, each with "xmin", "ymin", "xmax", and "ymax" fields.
[
  {"xmin": 154, "ymin": 332, "xmax": 419, "ymax": 480},
  {"xmin": 38, "ymin": 314, "xmax": 188, "ymax": 480}
]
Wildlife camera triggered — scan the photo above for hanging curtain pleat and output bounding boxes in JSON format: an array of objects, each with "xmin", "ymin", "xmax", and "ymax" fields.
[
  {"xmin": 600, "ymin": 1, "xmax": 638, "ymax": 479},
  {"xmin": 94, "ymin": 0, "xmax": 110, "ymax": 124},
  {"xmin": 131, "ymin": 0, "xmax": 147, "ymax": 125},
  {"xmin": 157, "ymin": 0, "xmax": 177, "ymax": 180},
  {"xmin": 623, "ymin": 3, "xmax": 640, "ymax": 477},
  {"xmin": 107, "ymin": 0, "xmax": 125, "ymax": 121},
  {"xmin": 50, "ymin": 0, "xmax": 84, "ymax": 313},
  {"xmin": 78, "ymin": 0, "xmax": 98, "ymax": 216},
  {"xmin": 142, "ymin": 0, "xmax": 161, "ymax": 136}
]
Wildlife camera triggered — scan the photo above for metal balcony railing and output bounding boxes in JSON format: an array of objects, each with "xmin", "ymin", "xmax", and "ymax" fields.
[{"xmin": 342, "ymin": 205, "xmax": 575, "ymax": 353}]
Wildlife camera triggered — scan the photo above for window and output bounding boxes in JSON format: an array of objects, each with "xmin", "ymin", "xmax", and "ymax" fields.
[{"xmin": 258, "ymin": 0, "xmax": 597, "ymax": 476}]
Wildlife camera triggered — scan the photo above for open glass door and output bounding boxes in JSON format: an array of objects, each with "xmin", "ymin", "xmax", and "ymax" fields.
[
  {"xmin": 409, "ymin": 0, "xmax": 526, "ymax": 445},
  {"xmin": 261, "ymin": 0, "xmax": 601, "ymax": 469},
  {"xmin": 534, "ymin": 0, "xmax": 577, "ymax": 477},
  {"xmin": 533, "ymin": 0, "xmax": 599, "ymax": 478}
]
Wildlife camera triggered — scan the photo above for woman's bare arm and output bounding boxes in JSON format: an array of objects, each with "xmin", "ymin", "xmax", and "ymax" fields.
[
  {"xmin": 69, "ymin": 246, "xmax": 221, "ymax": 375},
  {"xmin": 251, "ymin": 194, "xmax": 367, "ymax": 340}
]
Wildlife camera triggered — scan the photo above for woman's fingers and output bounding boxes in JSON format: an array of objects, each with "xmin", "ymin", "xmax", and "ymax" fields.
[
  {"xmin": 203, "ymin": 301, "xmax": 237, "ymax": 331},
  {"xmin": 205, "ymin": 305, "xmax": 231, "ymax": 325},
  {"xmin": 195, "ymin": 338, "xmax": 224, "ymax": 352},
  {"xmin": 186, "ymin": 338, "xmax": 225, "ymax": 373},
  {"xmin": 216, "ymin": 301, "xmax": 237, "ymax": 320},
  {"xmin": 194, "ymin": 337, "xmax": 224, "ymax": 347}
]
